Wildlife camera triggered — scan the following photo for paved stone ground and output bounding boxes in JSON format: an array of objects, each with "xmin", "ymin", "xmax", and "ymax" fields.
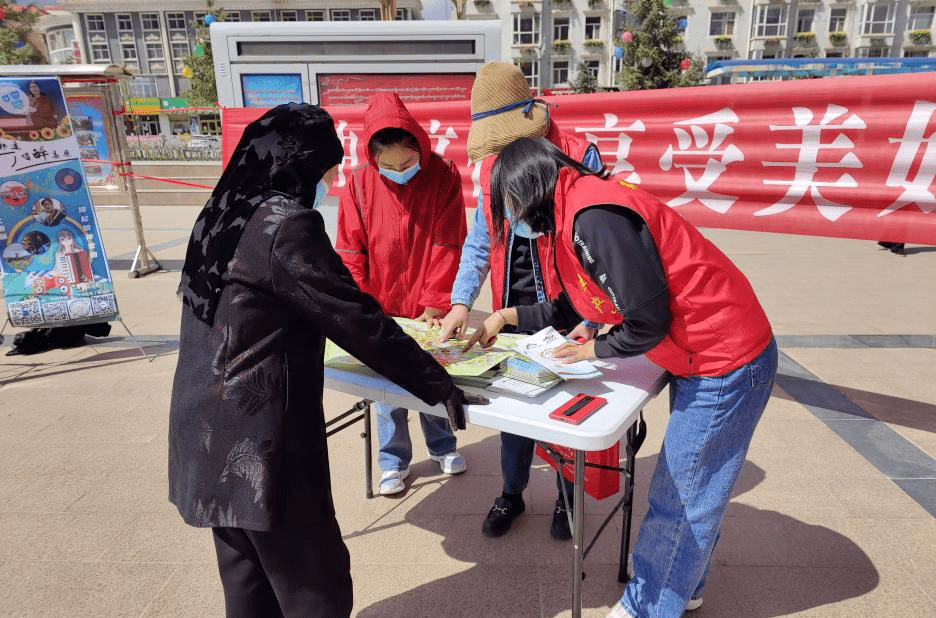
[{"xmin": 1, "ymin": 200, "xmax": 933, "ymax": 618}]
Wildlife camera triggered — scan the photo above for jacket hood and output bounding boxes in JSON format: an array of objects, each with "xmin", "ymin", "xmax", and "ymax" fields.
[{"xmin": 362, "ymin": 93, "xmax": 432, "ymax": 170}]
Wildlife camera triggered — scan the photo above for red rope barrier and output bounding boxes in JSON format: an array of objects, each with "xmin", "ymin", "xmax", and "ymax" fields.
[
  {"xmin": 78, "ymin": 157, "xmax": 215, "ymax": 189},
  {"xmin": 116, "ymin": 172, "xmax": 214, "ymax": 190}
]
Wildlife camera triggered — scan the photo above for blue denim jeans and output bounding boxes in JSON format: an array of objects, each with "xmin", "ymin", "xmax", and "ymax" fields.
[
  {"xmin": 621, "ymin": 338, "xmax": 778, "ymax": 618},
  {"xmin": 500, "ymin": 432, "xmax": 573, "ymax": 497},
  {"xmin": 375, "ymin": 401, "xmax": 457, "ymax": 471}
]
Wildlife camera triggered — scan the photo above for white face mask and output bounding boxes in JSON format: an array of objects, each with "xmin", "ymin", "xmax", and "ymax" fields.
[
  {"xmin": 378, "ymin": 162, "xmax": 421, "ymax": 185},
  {"xmin": 312, "ymin": 178, "xmax": 329, "ymax": 210},
  {"xmin": 505, "ymin": 207, "xmax": 543, "ymax": 239}
]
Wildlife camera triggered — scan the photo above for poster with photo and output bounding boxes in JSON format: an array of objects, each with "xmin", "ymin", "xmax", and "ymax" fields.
[
  {"xmin": 0, "ymin": 76, "xmax": 119, "ymax": 328},
  {"xmin": 64, "ymin": 92, "xmax": 117, "ymax": 186}
]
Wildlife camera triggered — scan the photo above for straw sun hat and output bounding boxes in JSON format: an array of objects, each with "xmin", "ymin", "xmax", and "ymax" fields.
[{"xmin": 466, "ymin": 62, "xmax": 550, "ymax": 162}]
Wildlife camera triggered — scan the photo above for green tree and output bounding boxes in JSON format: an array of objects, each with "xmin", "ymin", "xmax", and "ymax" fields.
[
  {"xmin": 0, "ymin": 2, "xmax": 44, "ymax": 65},
  {"xmin": 179, "ymin": 1, "xmax": 223, "ymax": 106},
  {"xmin": 617, "ymin": 0, "xmax": 703, "ymax": 90},
  {"xmin": 572, "ymin": 65, "xmax": 598, "ymax": 94}
]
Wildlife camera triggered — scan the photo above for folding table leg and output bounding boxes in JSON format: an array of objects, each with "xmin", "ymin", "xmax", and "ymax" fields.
[
  {"xmin": 618, "ymin": 420, "xmax": 639, "ymax": 582},
  {"xmin": 363, "ymin": 401, "xmax": 373, "ymax": 499},
  {"xmin": 572, "ymin": 449, "xmax": 586, "ymax": 618}
]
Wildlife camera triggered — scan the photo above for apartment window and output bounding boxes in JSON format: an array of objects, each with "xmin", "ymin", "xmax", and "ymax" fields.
[
  {"xmin": 709, "ymin": 12, "xmax": 735, "ymax": 36},
  {"xmin": 584, "ymin": 59, "xmax": 600, "ymax": 78},
  {"xmin": 121, "ymin": 42, "xmax": 138, "ymax": 62},
  {"xmin": 171, "ymin": 42, "xmax": 190, "ymax": 71},
  {"xmin": 857, "ymin": 45, "xmax": 888, "ymax": 56},
  {"xmin": 332, "ymin": 9, "xmax": 351, "ymax": 21},
  {"xmin": 797, "ymin": 9, "xmax": 814, "ymax": 33},
  {"xmin": 116, "ymin": 13, "xmax": 133, "ymax": 32},
  {"xmin": 90, "ymin": 43, "xmax": 110, "ymax": 62},
  {"xmin": 908, "ymin": 6, "xmax": 935, "ymax": 31},
  {"xmin": 862, "ymin": 3, "xmax": 894, "ymax": 35},
  {"xmin": 585, "ymin": 15, "xmax": 601, "ymax": 40},
  {"xmin": 513, "ymin": 12, "xmax": 541, "ymax": 45},
  {"xmin": 225, "ymin": 12, "xmax": 242, "ymax": 22},
  {"xmin": 396, "ymin": 8, "xmax": 409, "ymax": 20},
  {"xmin": 85, "ymin": 14, "xmax": 106, "ymax": 33},
  {"xmin": 167, "ymin": 12, "xmax": 186, "ymax": 31},
  {"xmin": 306, "ymin": 10, "xmax": 326, "ymax": 21},
  {"xmin": 554, "ymin": 17, "xmax": 570, "ymax": 40},
  {"xmin": 145, "ymin": 42, "xmax": 164, "ymax": 61},
  {"xmin": 553, "ymin": 60, "xmax": 569, "ymax": 84},
  {"xmin": 825, "ymin": 51, "xmax": 846, "ymax": 57},
  {"xmin": 252, "ymin": 11, "xmax": 272, "ymax": 22},
  {"xmin": 46, "ymin": 28, "xmax": 76, "ymax": 64},
  {"xmin": 281, "ymin": 10, "xmax": 298, "ymax": 21},
  {"xmin": 141, "ymin": 13, "xmax": 160, "ymax": 32},
  {"xmin": 515, "ymin": 59, "xmax": 539, "ymax": 90},
  {"xmin": 829, "ymin": 8, "xmax": 848, "ymax": 32},
  {"xmin": 359, "ymin": 8, "xmax": 378, "ymax": 21},
  {"xmin": 134, "ymin": 114, "xmax": 161, "ymax": 135},
  {"xmin": 200, "ymin": 114, "xmax": 221, "ymax": 135},
  {"xmin": 904, "ymin": 49, "xmax": 930, "ymax": 56},
  {"xmin": 754, "ymin": 4, "xmax": 788, "ymax": 37}
]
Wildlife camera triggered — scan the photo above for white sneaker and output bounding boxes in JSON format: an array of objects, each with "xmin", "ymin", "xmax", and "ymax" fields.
[
  {"xmin": 428, "ymin": 451, "xmax": 467, "ymax": 475},
  {"xmin": 625, "ymin": 554, "xmax": 703, "ymax": 611},
  {"xmin": 378, "ymin": 468, "xmax": 410, "ymax": 495},
  {"xmin": 604, "ymin": 601, "xmax": 636, "ymax": 618}
]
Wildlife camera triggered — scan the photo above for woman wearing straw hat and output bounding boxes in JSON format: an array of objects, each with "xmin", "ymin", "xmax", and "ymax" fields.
[
  {"xmin": 463, "ymin": 137, "xmax": 778, "ymax": 618},
  {"xmin": 337, "ymin": 92, "xmax": 469, "ymax": 496},
  {"xmin": 432, "ymin": 62, "xmax": 601, "ymax": 541}
]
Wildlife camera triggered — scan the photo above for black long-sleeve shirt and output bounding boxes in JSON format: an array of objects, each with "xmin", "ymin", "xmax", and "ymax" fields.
[{"xmin": 515, "ymin": 205, "xmax": 671, "ymax": 359}]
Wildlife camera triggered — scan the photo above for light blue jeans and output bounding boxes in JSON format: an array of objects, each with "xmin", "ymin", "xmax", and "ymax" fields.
[
  {"xmin": 375, "ymin": 401, "xmax": 457, "ymax": 472},
  {"xmin": 621, "ymin": 338, "xmax": 778, "ymax": 618}
]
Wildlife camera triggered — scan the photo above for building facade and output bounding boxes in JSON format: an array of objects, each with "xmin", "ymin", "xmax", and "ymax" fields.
[{"xmin": 35, "ymin": 0, "xmax": 936, "ymax": 102}]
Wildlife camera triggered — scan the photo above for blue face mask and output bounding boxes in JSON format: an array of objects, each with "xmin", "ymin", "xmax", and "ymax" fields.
[
  {"xmin": 312, "ymin": 178, "xmax": 329, "ymax": 210},
  {"xmin": 505, "ymin": 207, "xmax": 543, "ymax": 239},
  {"xmin": 379, "ymin": 162, "xmax": 420, "ymax": 185}
]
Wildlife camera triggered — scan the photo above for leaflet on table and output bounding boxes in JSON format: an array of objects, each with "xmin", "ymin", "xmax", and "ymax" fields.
[
  {"xmin": 513, "ymin": 327, "xmax": 603, "ymax": 380},
  {"xmin": 324, "ymin": 317, "xmax": 514, "ymax": 378}
]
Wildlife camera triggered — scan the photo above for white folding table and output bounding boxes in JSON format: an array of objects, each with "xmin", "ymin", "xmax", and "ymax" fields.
[{"xmin": 324, "ymin": 354, "xmax": 667, "ymax": 618}]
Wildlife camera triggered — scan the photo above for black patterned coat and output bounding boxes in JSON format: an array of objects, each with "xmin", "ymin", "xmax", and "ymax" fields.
[{"xmin": 168, "ymin": 193, "xmax": 454, "ymax": 531}]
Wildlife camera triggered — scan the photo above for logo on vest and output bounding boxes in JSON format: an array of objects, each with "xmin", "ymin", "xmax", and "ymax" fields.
[{"xmin": 618, "ymin": 180, "xmax": 638, "ymax": 190}]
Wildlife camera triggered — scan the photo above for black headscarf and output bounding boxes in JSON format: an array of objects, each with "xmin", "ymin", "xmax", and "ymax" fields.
[{"xmin": 179, "ymin": 103, "xmax": 344, "ymax": 325}]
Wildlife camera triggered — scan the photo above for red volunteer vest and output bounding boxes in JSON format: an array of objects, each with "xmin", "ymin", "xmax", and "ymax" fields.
[
  {"xmin": 482, "ymin": 126, "xmax": 594, "ymax": 310},
  {"xmin": 553, "ymin": 171, "xmax": 773, "ymax": 377}
]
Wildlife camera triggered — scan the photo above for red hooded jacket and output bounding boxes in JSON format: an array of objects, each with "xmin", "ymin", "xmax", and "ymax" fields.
[
  {"xmin": 553, "ymin": 171, "xmax": 773, "ymax": 377},
  {"xmin": 337, "ymin": 93, "xmax": 467, "ymax": 319}
]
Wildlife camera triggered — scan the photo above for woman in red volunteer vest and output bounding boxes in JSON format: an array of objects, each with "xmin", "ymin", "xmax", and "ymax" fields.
[
  {"xmin": 464, "ymin": 137, "xmax": 778, "ymax": 618},
  {"xmin": 337, "ymin": 92, "xmax": 468, "ymax": 496}
]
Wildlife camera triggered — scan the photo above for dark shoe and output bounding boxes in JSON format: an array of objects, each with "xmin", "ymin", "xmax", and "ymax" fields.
[
  {"xmin": 551, "ymin": 497, "xmax": 573, "ymax": 540},
  {"xmin": 482, "ymin": 495, "xmax": 525, "ymax": 537},
  {"xmin": 890, "ymin": 243, "xmax": 907, "ymax": 255}
]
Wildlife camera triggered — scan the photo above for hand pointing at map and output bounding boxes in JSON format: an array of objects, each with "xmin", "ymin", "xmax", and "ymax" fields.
[{"xmin": 462, "ymin": 308, "xmax": 516, "ymax": 353}]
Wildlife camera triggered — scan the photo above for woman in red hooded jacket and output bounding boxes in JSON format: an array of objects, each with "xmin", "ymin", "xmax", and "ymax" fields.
[{"xmin": 337, "ymin": 92, "xmax": 468, "ymax": 496}]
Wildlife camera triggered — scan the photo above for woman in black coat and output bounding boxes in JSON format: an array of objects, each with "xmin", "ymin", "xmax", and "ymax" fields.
[{"xmin": 169, "ymin": 103, "xmax": 482, "ymax": 618}]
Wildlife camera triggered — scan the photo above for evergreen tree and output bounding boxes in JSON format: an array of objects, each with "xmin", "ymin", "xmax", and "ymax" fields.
[
  {"xmin": 179, "ymin": 1, "xmax": 223, "ymax": 106},
  {"xmin": 617, "ymin": 0, "xmax": 703, "ymax": 90},
  {"xmin": 572, "ymin": 65, "xmax": 598, "ymax": 94},
  {"xmin": 0, "ymin": 2, "xmax": 44, "ymax": 65}
]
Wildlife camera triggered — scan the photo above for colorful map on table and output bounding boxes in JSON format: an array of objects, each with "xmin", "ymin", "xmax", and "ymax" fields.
[{"xmin": 325, "ymin": 317, "xmax": 517, "ymax": 377}]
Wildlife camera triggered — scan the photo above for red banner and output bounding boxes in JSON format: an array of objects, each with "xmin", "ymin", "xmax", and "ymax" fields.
[{"xmin": 222, "ymin": 73, "xmax": 936, "ymax": 244}]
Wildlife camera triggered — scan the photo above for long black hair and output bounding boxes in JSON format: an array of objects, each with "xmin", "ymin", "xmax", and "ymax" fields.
[{"xmin": 489, "ymin": 137, "xmax": 608, "ymax": 243}]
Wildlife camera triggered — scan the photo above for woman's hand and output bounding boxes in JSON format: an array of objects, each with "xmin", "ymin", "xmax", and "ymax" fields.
[
  {"xmin": 551, "ymin": 339, "xmax": 597, "ymax": 364},
  {"xmin": 568, "ymin": 322, "xmax": 598, "ymax": 342},
  {"xmin": 436, "ymin": 304, "xmax": 470, "ymax": 342},
  {"xmin": 461, "ymin": 311, "xmax": 507, "ymax": 352},
  {"xmin": 416, "ymin": 307, "xmax": 445, "ymax": 323}
]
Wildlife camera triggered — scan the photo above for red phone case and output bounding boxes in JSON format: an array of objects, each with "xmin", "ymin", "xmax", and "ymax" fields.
[{"xmin": 549, "ymin": 393, "xmax": 608, "ymax": 425}]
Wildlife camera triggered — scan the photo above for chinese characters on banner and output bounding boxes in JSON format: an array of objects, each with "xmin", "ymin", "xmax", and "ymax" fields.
[
  {"xmin": 223, "ymin": 72, "xmax": 936, "ymax": 244},
  {"xmin": 0, "ymin": 77, "xmax": 119, "ymax": 328}
]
